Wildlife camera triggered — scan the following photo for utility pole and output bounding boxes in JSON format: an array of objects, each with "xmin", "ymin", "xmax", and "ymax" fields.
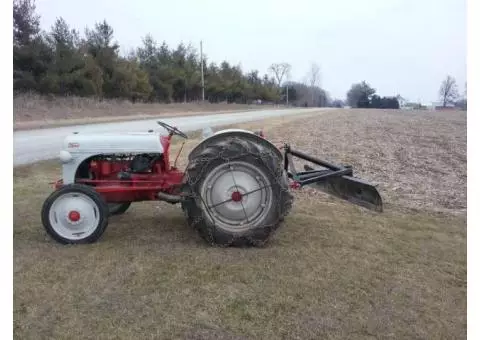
[
  {"xmin": 285, "ymin": 70, "xmax": 290, "ymax": 106},
  {"xmin": 286, "ymin": 85, "xmax": 289, "ymax": 106},
  {"xmin": 200, "ymin": 40, "xmax": 205, "ymax": 102},
  {"xmin": 286, "ymin": 66, "xmax": 291, "ymax": 106}
]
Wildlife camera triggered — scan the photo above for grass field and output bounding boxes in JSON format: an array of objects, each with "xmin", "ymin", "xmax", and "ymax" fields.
[
  {"xmin": 14, "ymin": 93, "xmax": 277, "ymax": 131},
  {"xmin": 13, "ymin": 109, "xmax": 467, "ymax": 339}
]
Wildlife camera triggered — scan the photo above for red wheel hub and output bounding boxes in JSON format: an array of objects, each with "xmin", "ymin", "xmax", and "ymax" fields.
[
  {"xmin": 68, "ymin": 210, "xmax": 81, "ymax": 222},
  {"xmin": 231, "ymin": 191, "xmax": 243, "ymax": 202}
]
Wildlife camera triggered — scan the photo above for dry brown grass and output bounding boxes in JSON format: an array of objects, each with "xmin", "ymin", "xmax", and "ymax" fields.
[
  {"xmin": 13, "ymin": 110, "xmax": 466, "ymax": 340},
  {"xmin": 13, "ymin": 93, "xmax": 277, "ymax": 131}
]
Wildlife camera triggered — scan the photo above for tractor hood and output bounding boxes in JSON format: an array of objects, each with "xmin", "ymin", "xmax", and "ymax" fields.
[{"xmin": 62, "ymin": 132, "xmax": 164, "ymax": 155}]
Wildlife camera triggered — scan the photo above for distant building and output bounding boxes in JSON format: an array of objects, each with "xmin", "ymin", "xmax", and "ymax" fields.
[
  {"xmin": 396, "ymin": 95, "xmax": 407, "ymax": 109},
  {"xmin": 404, "ymin": 102, "xmax": 423, "ymax": 110},
  {"xmin": 431, "ymin": 101, "xmax": 456, "ymax": 110}
]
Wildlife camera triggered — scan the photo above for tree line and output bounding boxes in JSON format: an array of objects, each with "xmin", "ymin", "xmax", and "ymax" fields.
[
  {"xmin": 344, "ymin": 77, "xmax": 467, "ymax": 110},
  {"xmin": 11, "ymin": 0, "xmax": 382, "ymax": 109},
  {"xmin": 13, "ymin": 0, "xmax": 285, "ymax": 104},
  {"xmin": 345, "ymin": 81, "xmax": 400, "ymax": 109}
]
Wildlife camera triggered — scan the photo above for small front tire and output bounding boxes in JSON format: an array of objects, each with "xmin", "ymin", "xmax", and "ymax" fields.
[{"xmin": 41, "ymin": 184, "xmax": 109, "ymax": 244}]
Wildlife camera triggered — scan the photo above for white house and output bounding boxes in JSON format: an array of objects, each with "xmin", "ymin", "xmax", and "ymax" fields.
[{"xmin": 396, "ymin": 95, "xmax": 407, "ymax": 109}]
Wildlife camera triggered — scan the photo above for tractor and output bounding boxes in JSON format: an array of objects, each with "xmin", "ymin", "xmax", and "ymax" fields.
[{"xmin": 41, "ymin": 121, "xmax": 383, "ymax": 247}]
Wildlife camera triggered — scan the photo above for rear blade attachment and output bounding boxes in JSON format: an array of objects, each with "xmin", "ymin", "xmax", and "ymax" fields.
[
  {"xmin": 303, "ymin": 165, "xmax": 383, "ymax": 212},
  {"xmin": 283, "ymin": 145, "xmax": 383, "ymax": 212}
]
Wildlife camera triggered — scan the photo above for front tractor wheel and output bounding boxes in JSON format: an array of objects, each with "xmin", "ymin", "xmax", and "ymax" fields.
[
  {"xmin": 41, "ymin": 184, "xmax": 109, "ymax": 244},
  {"xmin": 182, "ymin": 138, "xmax": 293, "ymax": 247}
]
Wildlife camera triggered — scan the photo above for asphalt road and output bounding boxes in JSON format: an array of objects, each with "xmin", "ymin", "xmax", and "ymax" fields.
[{"xmin": 14, "ymin": 108, "xmax": 322, "ymax": 166}]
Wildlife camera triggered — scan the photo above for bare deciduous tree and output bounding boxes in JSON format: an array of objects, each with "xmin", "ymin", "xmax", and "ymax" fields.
[
  {"xmin": 269, "ymin": 63, "xmax": 291, "ymax": 104},
  {"xmin": 439, "ymin": 75, "xmax": 459, "ymax": 107},
  {"xmin": 308, "ymin": 62, "xmax": 321, "ymax": 88},
  {"xmin": 268, "ymin": 63, "xmax": 291, "ymax": 86},
  {"xmin": 307, "ymin": 62, "xmax": 321, "ymax": 104}
]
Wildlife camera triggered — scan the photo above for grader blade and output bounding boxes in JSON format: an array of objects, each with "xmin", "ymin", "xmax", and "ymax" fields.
[
  {"xmin": 303, "ymin": 165, "xmax": 383, "ymax": 212},
  {"xmin": 283, "ymin": 145, "xmax": 383, "ymax": 212}
]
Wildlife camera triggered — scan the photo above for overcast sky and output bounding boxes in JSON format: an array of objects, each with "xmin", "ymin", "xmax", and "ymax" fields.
[{"xmin": 35, "ymin": 0, "xmax": 466, "ymax": 104}]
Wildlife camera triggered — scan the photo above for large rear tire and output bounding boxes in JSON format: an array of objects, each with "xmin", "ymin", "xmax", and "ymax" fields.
[
  {"xmin": 181, "ymin": 137, "xmax": 293, "ymax": 247},
  {"xmin": 41, "ymin": 184, "xmax": 109, "ymax": 244}
]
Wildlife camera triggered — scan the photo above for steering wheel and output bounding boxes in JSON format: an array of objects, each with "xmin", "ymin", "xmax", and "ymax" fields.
[{"xmin": 156, "ymin": 121, "xmax": 188, "ymax": 139}]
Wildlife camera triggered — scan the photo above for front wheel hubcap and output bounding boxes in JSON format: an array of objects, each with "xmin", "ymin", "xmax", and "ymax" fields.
[
  {"xmin": 48, "ymin": 192, "xmax": 101, "ymax": 240},
  {"xmin": 68, "ymin": 210, "xmax": 81, "ymax": 222}
]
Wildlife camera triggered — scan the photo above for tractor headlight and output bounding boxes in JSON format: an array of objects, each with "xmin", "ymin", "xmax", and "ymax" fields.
[{"xmin": 59, "ymin": 150, "xmax": 73, "ymax": 163}]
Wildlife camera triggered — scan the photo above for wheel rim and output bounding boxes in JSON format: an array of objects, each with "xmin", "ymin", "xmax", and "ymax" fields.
[
  {"xmin": 200, "ymin": 161, "xmax": 274, "ymax": 232},
  {"xmin": 48, "ymin": 192, "xmax": 101, "ymax": 240}
]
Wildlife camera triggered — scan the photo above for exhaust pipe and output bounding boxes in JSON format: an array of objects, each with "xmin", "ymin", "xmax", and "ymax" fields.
[{"xmin": 157, "ymin": 192, "xmax": 184, "ymax": 204}]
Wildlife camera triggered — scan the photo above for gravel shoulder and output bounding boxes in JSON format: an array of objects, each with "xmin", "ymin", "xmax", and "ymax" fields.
[{"xmin": 14, "ymin": 106, "xmax": 279, "ymax": 131}]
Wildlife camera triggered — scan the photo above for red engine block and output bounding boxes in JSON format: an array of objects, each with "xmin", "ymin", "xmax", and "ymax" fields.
[{"xmin": 76, "ymin": 158, "xmax": 185, "ymax": 203}]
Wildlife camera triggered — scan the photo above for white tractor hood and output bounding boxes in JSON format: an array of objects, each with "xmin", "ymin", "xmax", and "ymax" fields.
[{"xmin": 63, "ymin": 132, "xmax": 165, "ymax": 155}]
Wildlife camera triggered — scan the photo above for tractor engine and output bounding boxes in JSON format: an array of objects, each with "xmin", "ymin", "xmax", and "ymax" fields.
[
  {"xmin": 88, "ymin": 154, "xmax": 163, "ymax": 180},
  {"xmin": 77, "ymin": 153, "xmax": 185, "ymax": 203}
]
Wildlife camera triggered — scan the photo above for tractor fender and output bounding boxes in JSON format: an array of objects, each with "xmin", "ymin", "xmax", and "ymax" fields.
[
  {"xmin": 60, "ymin": 152, "xmax": 102, "ymax": 185},
  {"xmin": 188, "ymin": 129, "xmax": 283, "ymax": 162}
]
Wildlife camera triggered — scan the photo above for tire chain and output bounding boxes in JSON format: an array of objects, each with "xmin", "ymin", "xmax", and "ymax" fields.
[{"xmin": 182, "ymin": 137, "xmax": 293, "ymax": 247}]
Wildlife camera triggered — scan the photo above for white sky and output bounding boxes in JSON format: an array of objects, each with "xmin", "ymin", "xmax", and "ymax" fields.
[{"xmin": 35, "ymin": 0, "xmax": 466, "ymax": 104}]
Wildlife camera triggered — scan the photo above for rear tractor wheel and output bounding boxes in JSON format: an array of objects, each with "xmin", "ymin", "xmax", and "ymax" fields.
[
  {"xmin": 181, "ymin": 138, "xmax": 293, "ymax": 247},
  {"xmin": 41, "ymin": 184, "xmax": 109, "ymax": 244}
]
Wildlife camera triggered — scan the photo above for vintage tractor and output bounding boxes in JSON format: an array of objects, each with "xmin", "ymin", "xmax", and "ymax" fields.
[{"xmin": 41, "ymin": 121, "xmax": 383, "ymax": 247}]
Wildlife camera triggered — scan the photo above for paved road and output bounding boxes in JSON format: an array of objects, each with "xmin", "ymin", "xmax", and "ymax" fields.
[{"xmin": 14, "ymin": 108, "xmax": 323, "ymax": 166}]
